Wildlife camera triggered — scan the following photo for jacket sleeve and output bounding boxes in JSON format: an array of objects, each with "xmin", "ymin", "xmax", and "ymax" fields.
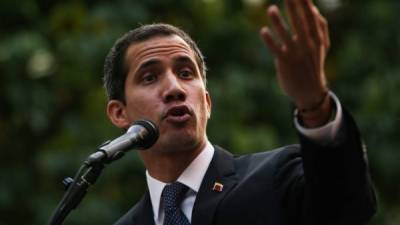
[{"xmin": 277, "ymin": 107, "xmax": 377, "ymax": 225}]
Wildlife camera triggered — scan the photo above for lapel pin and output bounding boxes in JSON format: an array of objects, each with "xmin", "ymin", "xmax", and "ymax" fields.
[{"xmin": 212, "ymin": 182, "xmax": 223, "ymax": 192}]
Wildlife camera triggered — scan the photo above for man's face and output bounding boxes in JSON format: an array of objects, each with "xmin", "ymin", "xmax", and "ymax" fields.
[{"xmin": 108, "ymin": 35, "xmax": 211, "ymax": 153}]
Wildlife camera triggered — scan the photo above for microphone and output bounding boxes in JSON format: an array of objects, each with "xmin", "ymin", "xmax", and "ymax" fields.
[{"xmin": 86, "ymin": 120, "xmax": 159, "ymax": 165}]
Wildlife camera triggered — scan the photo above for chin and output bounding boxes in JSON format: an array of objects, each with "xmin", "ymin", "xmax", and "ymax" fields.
[{"xmin": 155, "ymin": 132, "xmax": 201, "ymax": 154}]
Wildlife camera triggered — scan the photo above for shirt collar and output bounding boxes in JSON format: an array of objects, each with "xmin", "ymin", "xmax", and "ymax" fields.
[{"xmin": 146, "ymin": 141, "xmax": 214, "ymax": 221}]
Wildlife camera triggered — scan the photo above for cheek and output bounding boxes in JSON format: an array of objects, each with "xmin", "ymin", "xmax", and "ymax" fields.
[
  {"xmin": 126, "ymin": 93, "xmax": 159, "ymax": 119},
  {"xmin": 196, "ymin": 94, "xmax": 210, "ymax": 123}
]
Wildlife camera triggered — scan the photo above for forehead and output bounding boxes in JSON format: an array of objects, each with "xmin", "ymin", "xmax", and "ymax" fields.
[{"xmin": 125, "ymin": 35, "xmax": 196, "ymax": 70}]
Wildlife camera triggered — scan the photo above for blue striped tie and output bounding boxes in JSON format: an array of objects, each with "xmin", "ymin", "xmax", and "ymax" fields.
[{"xmin": 161, "ymin": 182, "xmax": 190, "ymax": 225}]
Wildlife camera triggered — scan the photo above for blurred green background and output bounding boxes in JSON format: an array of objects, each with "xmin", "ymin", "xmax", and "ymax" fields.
[{"xmin": 0, "ymin": 0, "xmax": 399, "ymax": 224}]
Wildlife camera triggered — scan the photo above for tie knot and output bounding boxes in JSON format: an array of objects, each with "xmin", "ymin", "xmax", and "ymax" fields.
[{"xmin": 161, "ymin": 182, "xmax": 189, "ymax": 210}]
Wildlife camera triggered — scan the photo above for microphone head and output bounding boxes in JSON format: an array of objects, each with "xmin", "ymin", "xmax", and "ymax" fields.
[{"xmin": 130, "ymin": 120, "xmax": 159, "ymax": 149}]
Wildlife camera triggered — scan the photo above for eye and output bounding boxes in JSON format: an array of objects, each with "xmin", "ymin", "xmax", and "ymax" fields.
[
  {"xmin": 142, "ymin": 73, "xmax": 157, "ymax": 84},
  {"xmin": 178, "ymin": 69, "xmax": 194, "ymax": 79}
]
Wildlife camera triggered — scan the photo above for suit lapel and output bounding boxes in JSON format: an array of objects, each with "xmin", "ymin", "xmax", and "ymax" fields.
[
  {"xmin": 191, "ymin": 146, "xmax": 238, "ymax": 225},
  {"xmin": 132, "ymin": 191, "xmax": 156, "ymax": 225}
]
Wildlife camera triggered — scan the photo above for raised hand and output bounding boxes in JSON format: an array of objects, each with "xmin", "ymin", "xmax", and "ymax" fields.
[{"xmin": 260, "ymin": 0, "xmax": 332, "ymax": 127}]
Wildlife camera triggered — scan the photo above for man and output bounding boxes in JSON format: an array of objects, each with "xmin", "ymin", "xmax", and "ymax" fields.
[{"xmin": 103, "ymin": 0, "xmax": 376, "ymax": 224}]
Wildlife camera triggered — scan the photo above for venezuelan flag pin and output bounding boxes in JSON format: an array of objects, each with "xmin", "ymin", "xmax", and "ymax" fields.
[{"xmin": 212, "ymin": 182, "xmax": 223, "ymax": 192}]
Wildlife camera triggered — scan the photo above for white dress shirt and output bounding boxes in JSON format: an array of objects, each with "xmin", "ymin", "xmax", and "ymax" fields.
[
  {"xmin": 294, "ymin": 91, "xmax": 343, "ymax": 144},
  {"xmin": 146, "ymin": 92, "xmax": 343, "ymax": 225},
  {"xmin": 146, "ymin": 141, "xmax": 214, "ymax": 225}
]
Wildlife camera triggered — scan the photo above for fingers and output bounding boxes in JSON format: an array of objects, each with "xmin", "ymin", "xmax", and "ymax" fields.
[
  {"xmin": 285, "ymin": 0, "xmax": 309, "ymax": 44},
  {"xmin": 300, "ymin": 0, "xmax": 322, "ymax": 46},
  {"xmin": 260, "ymin": 26, "xmax": 283, "ymax": 57},
  {"xmin": 284, "ymin": 0, "xmax": 327, "ymax": 49},
  {"xmin": 317, "ymin": 9, "xmax": 330, "ymax": 50},
  {"xmin": 261, "ymin": 1, "xmax": 330, "ymax": 57},
  {"xmin": 267, "ymin": 6, "xmax": 293, "ymax": 47},
  {"xmin": 260, "ymin": 4, "xmax": 295, "ymax": 58}
]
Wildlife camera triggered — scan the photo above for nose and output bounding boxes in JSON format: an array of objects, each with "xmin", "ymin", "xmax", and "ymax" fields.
[{"xmin": 162, "ymin": 71, "xmax": 187, "ymax": 103}]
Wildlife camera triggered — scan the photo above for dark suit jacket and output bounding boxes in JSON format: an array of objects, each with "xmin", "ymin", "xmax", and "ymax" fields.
[{"xmin": 114, "ymin": 110, "xmax": 376, "ymax": 225}]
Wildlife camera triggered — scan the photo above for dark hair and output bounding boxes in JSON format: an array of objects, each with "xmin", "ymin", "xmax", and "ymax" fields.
[{"xmin": 103, "ymin": 23, "xmax": 207, "ymax": 102}]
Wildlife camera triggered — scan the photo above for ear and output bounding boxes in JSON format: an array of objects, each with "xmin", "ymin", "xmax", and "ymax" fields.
[
  {"xmin": 205, "ymin": 91, "xmax": 212, "ymax": 119},
  {"xmin": 106, "ymin": 100, "xmax": 130, "ymax": 129}
]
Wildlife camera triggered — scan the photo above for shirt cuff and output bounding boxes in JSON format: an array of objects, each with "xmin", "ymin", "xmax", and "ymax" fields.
[{"xmin": 293, "ymin": 91, "xmax": 343, "ymax": 145}]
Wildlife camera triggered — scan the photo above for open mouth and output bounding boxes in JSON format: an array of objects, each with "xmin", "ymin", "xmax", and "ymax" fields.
[{"xmin": 165, "ymin": 105, "xmax": 191, "ymax": 123}]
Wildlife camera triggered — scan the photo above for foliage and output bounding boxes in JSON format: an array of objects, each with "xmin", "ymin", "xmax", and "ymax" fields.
[{"xmin": 0, "ymin": 0, "xmax": 399, "ymax": 224}]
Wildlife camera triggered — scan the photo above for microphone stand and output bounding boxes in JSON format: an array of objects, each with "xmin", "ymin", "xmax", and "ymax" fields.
[
  {"xmin": 47, "ymin": 120, "xmax": 159, "ymax": 225},
  {"xmin": 47, "ymin": 157, "xmax": 106, "ymax": 225}
]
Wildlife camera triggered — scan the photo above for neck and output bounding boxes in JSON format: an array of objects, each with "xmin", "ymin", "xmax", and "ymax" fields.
[{"xmin": 139, "ymin": 139, "xmax": 207, "ymax": 183}]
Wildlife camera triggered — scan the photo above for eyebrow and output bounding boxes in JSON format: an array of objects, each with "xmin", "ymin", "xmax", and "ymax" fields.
[
  {"xmin": 173, "ymin": 55, "xmax": 196, "ymax": 66},
  {"xmin": 137, "ymin": 59, "xmax": 160, "ymax": 71},
  {"xmin": 134, "ymin": 55, "xmax": 197, "ymax": 77}
]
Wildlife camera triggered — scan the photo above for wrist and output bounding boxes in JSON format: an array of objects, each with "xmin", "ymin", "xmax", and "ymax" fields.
[{"xmin": 295, "ymin": 90, "xmax": 333, "ymax": 128}]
